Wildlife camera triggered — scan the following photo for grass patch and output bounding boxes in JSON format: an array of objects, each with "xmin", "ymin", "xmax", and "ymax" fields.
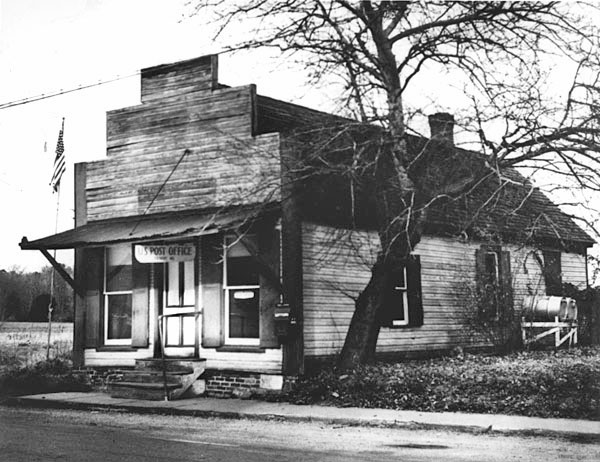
[
  {"xmin": 285, "ymin": 347, "xmax": 600, "ymax": 420},
  {"xmin": 0, "ymin": 322, "xmax": 83, "ymax": 397},
  {"xmin": 0, "ymin": 358, "xmax": 90, "ymax": 398},
  {"xmin": 0, "ymin": 322, "xmax": 73, "ymax": 371}
]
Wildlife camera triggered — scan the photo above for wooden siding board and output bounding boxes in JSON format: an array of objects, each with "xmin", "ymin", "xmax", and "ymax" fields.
[
  {"xmin": 201, "ymin": 348, "xmax": 282, "ymax": 373},
  {"xmin": 562, "ymin": 252, "xmax": 587, "ymax": 288},
  {"xmin": 108, "ymin": 87, "xmax": 254, "ymax": 145},
  {"xmin": 140, "ymin": 55, "xmax": 217, "ymax": 103},
  {"xmin": 84, "ymin": 347, "xmax": 154, "ymax": 367}
]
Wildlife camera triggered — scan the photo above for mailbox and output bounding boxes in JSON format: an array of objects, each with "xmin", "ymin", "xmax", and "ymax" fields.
[{"xmin": 274, "ymin": 303, "xmax": 291, "ymax": 338}]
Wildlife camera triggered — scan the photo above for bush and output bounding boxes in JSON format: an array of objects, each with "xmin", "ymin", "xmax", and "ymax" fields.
[
  {"xmin": 286, "ymin": 347, "xmax": 600, "ymax": 420},
  {"xmin": 562, "ymin": 284, "xmax": 600, "ymax": 346},
  {"xmin": 0, "ymin": 358, "xmax": 90, "ymax": 398}
]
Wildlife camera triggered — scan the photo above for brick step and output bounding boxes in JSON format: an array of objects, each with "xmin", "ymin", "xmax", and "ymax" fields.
[{"xmin": 108, "ymin": 381, "xmax": 182, "ymax": 400}]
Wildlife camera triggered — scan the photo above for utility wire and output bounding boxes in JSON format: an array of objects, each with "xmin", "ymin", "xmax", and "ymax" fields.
[{"xmin": 0, "ymin": 72, "xmax": 140, "ymax": 111}]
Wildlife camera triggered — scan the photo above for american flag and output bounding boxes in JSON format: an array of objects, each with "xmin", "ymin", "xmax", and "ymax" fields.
[{"xmin": 50, "ymin": 119, "xmax": 66, "ymax": 193}]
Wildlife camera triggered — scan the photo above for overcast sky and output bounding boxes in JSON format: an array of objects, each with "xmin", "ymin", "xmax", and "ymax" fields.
[
  {"xmin": 0, "ymin": 0, "xmax": 326, "ymax": 271},
  {"xmin": 0, "ymin": 0, "xmax": 590, "ymax": 272}
]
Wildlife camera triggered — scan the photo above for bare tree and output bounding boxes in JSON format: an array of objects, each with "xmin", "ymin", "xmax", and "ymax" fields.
[{"xmin": 189, "ymin": 1, "xmax": 600, "ymax": 369}]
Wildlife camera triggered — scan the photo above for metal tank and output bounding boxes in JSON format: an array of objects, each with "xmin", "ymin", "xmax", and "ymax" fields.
[{"xmin": 522, "ymin": 296, "xmax": 578, "ymax": 322}]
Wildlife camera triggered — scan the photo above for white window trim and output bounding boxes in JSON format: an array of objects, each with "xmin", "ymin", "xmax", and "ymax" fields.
[
  {"xmin": 392, "ymin": 266, "xmax": 409, "ymax": 326},
  {"xmin": 223, "ymin": 235, "xmax": 260, "ymax": 346},
  {"xmin": 103, "ymin": 247, "xmax": 132, "ymax": 346}
]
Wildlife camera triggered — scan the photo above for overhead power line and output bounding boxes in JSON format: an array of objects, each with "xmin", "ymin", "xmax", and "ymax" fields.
[{"xmin": 0, "ymin": 72, "xmax": 140, "ymax": 111}]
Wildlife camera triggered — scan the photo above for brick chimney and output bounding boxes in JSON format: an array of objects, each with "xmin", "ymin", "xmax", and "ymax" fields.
[{"xmin": 428, "ymin": 112, "xmax": 454, "ymax": 146}]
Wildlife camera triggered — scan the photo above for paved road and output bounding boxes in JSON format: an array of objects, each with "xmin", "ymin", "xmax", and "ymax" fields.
[{"xmin": 0, "ymin": 406, "xmax": 598, "ymax": 461}]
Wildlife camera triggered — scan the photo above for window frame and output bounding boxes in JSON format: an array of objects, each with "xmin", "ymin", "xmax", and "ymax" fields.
[
  {"xmin": 384, "ymin": 256, "xmax": 423, "ymax": 329},
  {"xmin": 542, "ymin": 249, "xmax": 562, "ymax": 296},
  {"xmin": 477, "ymin": 245, "xmax": 509, "ymax": 321},
  {"xmin": 391, "ymin": 266, "xmax": 409, "ymax": 327},
  {"xmin": 484, "ymin": 250, "xmax": 500, "ymax": 285},
  {"xmin": 103, "ymin": 245, "xmax": 133, "ymax": 346},
  {"xmin": 223, "ymin": 235, "xmax": 260, "ymax": 346}
]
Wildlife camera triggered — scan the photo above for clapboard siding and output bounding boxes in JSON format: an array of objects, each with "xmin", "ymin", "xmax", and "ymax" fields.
[
  {"xmin": 200, "ymin": 348, "xmax": 282, "ymax": 373},
  {"xmin": 302, "ymin": 223, "xmax": 586, "ymax": 357},
  {"xmin": 562, "ymin": 252, "xmax": 587, "ymax": 287},
  {"xmin": 84, "ymin": 347, "xmax": 154, "ymax": 367},
  {"xmin": 85, "ymin": 82, "xmax": 280, "ymax": 221},
  {"xmin": 107, "ymin": 87, "xmax": 254, "ymax": 148}
]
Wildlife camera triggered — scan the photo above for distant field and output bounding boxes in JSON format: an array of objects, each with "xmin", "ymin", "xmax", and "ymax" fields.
[{"xmin": 0, "ymin": 322, "xmax": 73, "ymax": 369}]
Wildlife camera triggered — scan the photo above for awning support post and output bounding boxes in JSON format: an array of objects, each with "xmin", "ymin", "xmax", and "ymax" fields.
[{"xmin": 38, "ymin": 247, "xmax": 84, "ymax": 297}]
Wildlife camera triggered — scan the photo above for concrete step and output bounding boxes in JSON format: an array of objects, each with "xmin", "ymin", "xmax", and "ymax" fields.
[
  {"xmin": 107, "ymin": 359, "xmax": 207, "ymax": 400},
  {"xmin": 117, "ymin": 370, "xmax": 189, "ymax": 384},
  {"xmin": 108, "ymin": 381, "xmax": 182, "ymax": 400},
  {"xmin": 135, "ymin": 359, "xmax": 203, "ymax": 373}
]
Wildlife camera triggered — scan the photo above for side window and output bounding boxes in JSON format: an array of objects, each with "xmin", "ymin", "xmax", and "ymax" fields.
[
  {"xmin": 542, "ymin": 249, "xmax": 562, "ymax": 296},
  {"xmin": 390, "ymin": 267, "xmax": 409, "ymax": 326},
  {"xmin": 484, "ymin": 251, "xmax": 499, "ymax": 286},
  {"xmin": 223, "ymin": 235, "xmax": 260, "ymax": 344},
  {"xmin": 385, "ymin": 256, "xmax": 423, "ymax": 328},
  {"xmin": 104, "ymin": 245, "xmax": 132, "ymax": 345},
  {"xmin": 476, "ymin": 246, "xmax": 513, "ymax": 320},
  {"xmin": 483, "ymin": 249, "xmax": 501, "ymax": 319}
]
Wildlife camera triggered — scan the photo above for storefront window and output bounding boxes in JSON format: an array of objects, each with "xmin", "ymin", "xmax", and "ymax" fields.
[
  {"xmin": 224, "ymin": 236, "xmax": 259, "ymax": 344},
  {"xmin": 104, "ymin": 245, "xmax": 132, "ymax": 344}
]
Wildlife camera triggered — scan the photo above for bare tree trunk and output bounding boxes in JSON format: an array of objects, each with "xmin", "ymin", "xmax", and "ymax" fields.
[
  {"xmin": 337, "ymin": 3, "xmax": 420, "ymax": 369},
  {"xmin": 338, "ymin": 256, "xmax": 388, "ymax": 368}
]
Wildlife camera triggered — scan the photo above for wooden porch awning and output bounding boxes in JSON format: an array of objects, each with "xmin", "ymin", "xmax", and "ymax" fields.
[{"xmin": 20, "ymin": 204, "xmax": 278, "ymax": 250}]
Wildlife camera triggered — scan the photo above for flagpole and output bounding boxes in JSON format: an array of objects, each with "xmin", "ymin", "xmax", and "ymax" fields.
[
  {"xmin": 46, "ymin": 184, "xmax": 60, "ymax": 360},
  {"xmin": 47, "ymin": 117, "xmax": 65, "ymax": 361}
]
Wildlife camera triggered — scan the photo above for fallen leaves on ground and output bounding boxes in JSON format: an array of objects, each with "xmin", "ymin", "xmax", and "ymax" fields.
[{"xmin": 285, "ymin": 347, "xmax": 600, "ymax": 420}]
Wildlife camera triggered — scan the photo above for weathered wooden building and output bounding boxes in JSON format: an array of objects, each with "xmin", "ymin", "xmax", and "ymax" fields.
[{"xmin": 21, "ymin": 54, "xmax": 595, "ymax": 398}]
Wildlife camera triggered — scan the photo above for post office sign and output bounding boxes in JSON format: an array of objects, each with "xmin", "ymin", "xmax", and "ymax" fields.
[{"xmin": 134, "ymin": 244, "xmax": 196, "ymax": 263}]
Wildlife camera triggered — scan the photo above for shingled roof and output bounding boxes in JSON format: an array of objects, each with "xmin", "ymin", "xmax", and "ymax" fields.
[{"xmin": 256, "ymin": 96, "xmax": 595, "ymax": 251}]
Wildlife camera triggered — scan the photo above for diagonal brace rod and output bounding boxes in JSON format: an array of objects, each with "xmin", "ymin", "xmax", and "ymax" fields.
[{"xmin": 39, "ymin": 247, "xmax": 84, "ymax": 297}]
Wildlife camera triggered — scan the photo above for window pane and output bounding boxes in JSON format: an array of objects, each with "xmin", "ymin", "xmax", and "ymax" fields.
[
  {"xmin": 228, "ymin": 288, "xmax": 259, "ymax": 338},
  {"xmin": 165, "ymin": 316, "xmax": 180, "ymax": 346},
  {"xmin": 393, "ymin": 267, "xmax": 406, "ymax": 289},
  {"xmin": 107, "ymin": 294, "xmax": 132, "ymax": 339},
  {"xmin": 485, "ymin": 252, "xmax": 498, "ymax": 282},
  {"xmin": 166, "ymin": 262, "xmax": 180, "ymax": 306},
  {"xmin": 183, "ymin": 260, "xmax": 195, "ymax": 306},
  {"xmin": 106, "ymin": 246, "xmax": 132, "ymax": 292},
  {"xmin": 227, "ymin": 256, "xmax": 259, "ymax": 286},
  {"xmin": 182, "ymin": 316, "xmax": 196, "ymax": 345},
  {"xmin": 390, "ymin": 289, "xmax": 406, "ymax": 321}
]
